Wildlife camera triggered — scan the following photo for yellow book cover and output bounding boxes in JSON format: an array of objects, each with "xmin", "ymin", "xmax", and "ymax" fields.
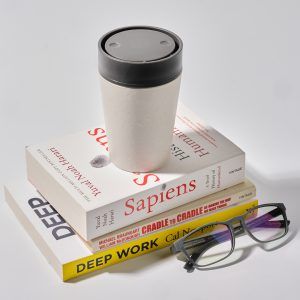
[{"xmin": 4, "ymin": 180, "xmax": 257, "ymax": 281}]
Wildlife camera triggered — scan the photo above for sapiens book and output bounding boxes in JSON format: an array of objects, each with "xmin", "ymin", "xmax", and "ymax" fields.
[
  {"xmin": 86, "ymin": 179, "xmax": 256, "ymax": 253},
  {"xmin": 4, "ymin": 179, "xmax": 257, "ymax": 281},
  {"xmin": 26, "ymin": 102, "xmax": 245, "ymax": 240}
]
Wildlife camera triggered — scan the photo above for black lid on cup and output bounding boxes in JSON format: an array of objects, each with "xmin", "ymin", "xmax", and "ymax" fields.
[{"xmin": 98, "ymin": 26, "xmax": 183, "ymax": 88}]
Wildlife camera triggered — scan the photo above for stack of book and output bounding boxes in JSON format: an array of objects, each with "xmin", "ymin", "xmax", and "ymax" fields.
[{"xmin": 4, "ymin": 103, "xmax": 257, "ymax": 281}]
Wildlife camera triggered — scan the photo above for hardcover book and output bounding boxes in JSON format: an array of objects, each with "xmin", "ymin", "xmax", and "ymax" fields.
[
  {"xmin": 26, "ymin": 103, "xmax": 245, "ymax": 240},
  {"xmin": 86, "ymin": 179, "xmax": 256, "ymax": 253},
  {"xmin": 4, "ymin": 180, "xmax": 257, "ymax": 281}
]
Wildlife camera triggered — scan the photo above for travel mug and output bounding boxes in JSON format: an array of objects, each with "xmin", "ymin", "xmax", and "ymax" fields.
[{"xmin": 98, "ymin": 26, "xmax": 183, "ymax": 172}]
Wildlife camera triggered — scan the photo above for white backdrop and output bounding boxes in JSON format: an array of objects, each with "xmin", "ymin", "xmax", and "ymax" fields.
[{"xmin": 0, "ymin": 1, "xmax": 299, "ymax": 299}]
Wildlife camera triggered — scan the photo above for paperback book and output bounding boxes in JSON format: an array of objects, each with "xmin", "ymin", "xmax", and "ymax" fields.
[
  {"xmin": 86, "ymin": 179, "xmax": 256, "ymax": 252},
  {"xmin": 26, "ymin": 102, "xmax": 245, "ymax": 240},
  {"xmin": 4, "ymin": 179, "xmax": 257, "ymax": 281}
]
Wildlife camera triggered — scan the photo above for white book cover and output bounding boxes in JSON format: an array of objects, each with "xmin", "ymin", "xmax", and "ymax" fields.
[
  {"xmin": 26, "ymin": 102, "xmax": 245, "ymax": 240},
  {"xmin": 4, "ymin": 179, "xmax": 256, "ymax": 281}
]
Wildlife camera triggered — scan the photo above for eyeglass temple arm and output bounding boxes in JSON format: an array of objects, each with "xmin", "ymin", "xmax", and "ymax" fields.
[{"xmin": 245, "ymin": 207, "xmax": 290, "ymax": 230}]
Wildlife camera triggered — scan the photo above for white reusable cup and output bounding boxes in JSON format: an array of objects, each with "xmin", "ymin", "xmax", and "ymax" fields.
[{"xmin": 98, "ymin": 26, "xmax": 183, "ymax": 172}]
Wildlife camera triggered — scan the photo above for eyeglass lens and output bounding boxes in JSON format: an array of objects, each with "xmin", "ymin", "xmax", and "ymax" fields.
[
  {"xmin": 244, "ymin": 205, "xmax": 286, "ymax": 242},
  {"xmin": 182, "ymin": 223, "xmax": 233, "ymax": 267}
]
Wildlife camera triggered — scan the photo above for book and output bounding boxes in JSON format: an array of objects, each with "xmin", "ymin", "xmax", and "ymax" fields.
[
  {"xmin": 4, "ymin": 179, "xmax": 257, "ymax": 281},
  {"xmin": 86, "ymin": 179, "xmax": 256, "ymax": 253},
  {"xmin": 26, "ymin": 102, "xmax": 245, "ymax": 240}
]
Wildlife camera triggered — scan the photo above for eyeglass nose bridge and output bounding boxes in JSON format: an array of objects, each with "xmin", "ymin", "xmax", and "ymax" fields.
[
  {"xmin": 228, "ymin": 215, "xmax": 244, "ymax": 227},
  {"xmin": 226, "ymin": 215, "xmax": 249, "ymax": 237}
]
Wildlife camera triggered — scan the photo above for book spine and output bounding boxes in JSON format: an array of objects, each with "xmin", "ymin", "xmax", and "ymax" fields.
[
  {"xmin": 87, "ymin": 153, "xmax": 245, "ymax": 239},
  {"xmin": 63, "ymin": 199, "xmax": 257, "ymax": 281},
  {"xmin": 88, "ymin": 183, "xmax": 254, "ymax": 252}
]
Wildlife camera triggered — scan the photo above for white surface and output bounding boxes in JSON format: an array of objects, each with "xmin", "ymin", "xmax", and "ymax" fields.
[{"xmin": 0, "ymin": 0, "xmax": 299, "ymax": 299}]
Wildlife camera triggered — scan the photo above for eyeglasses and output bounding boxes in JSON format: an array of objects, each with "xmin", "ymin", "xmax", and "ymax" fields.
[{"xmin": 170, "ymin": 203, "xmax": 290, "ymax": 272}]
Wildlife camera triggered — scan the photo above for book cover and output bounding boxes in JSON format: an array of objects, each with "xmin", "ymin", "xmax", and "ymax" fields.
[
  {"xmin": 4, "ymin": 180, "xmax": 257, "ymax": 281},
  {"xmin": 26, "ymin": 102, "xmax": 245, "ymax": 240},
  {"xmin": 87, "ymin": 179, "xmax": 256, "ymax": 252}
]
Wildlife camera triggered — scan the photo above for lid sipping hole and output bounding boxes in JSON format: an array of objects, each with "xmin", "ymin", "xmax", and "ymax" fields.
[
  {"xmin": 160, "ymin": 40, "xmax": 170, "ymax": 45},
  {"xmin": 109, "ymin": 42, "xmax": 120, "ymax": 48}
]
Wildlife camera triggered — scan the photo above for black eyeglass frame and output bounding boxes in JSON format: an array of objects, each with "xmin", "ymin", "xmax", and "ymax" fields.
[{"xmin": 171, "ymin": 203, "xmax": 290, "ymax": 271}]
